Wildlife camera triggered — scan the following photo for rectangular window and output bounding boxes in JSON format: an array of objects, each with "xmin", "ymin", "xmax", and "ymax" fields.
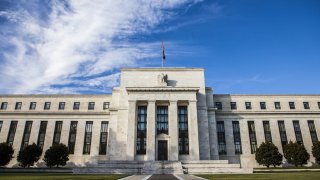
[
  {"xmin": 308, "ymin": 120, "xmax": 318, "ymax": 145},
  {"xmin": 178, "ymin": 106, "xmax": 189, "ymax": 154},
  {"xmin": 15, "ymin": 102, "xmax": 22, "ymax": 110},
  {"xmin": 37, "ymin": 121, "xmax": 47, "ymax": 149},
  {"xmin": 303, "ymin": 102, "xmax": 310, "ymax": 109},
  {"xmin": 289, "ymin": 102, "xmax": 295, "ymax": 109},
  {"xmin": 73, "ymin": 102, "xmax": 80, "ymax": 110},
  {"xmin": 136, "ymin": 106, "xmax": 147, "ymax": 155},
  {"xmin": 99, "ymin": 121, "xmax": 108, "ymax": 155},
  {"xmin": 318, "ymin": 102, "xmax": 320, "ymax": 109},
  {"xmin": 157, "ymin": 106, "xmax": 168, "ymax": 135},
  {"xmin": 293, "ymin": 120, "xmax": 303, "ymax": 145},
  {"xmin": 20, "ymin": 121, "xmax": 32, "ymax": 150},
  {"xmin": 53, "ymin": 121, "xmax": 63, "ymax": 145},
  {"xmin": 0, "ymin": 121, "xmax": 2, "ymax": 133},
  {"xmin": 278, "ymin": 121, "xmax": 288, "ymax": 147},
  {"xmin": 275, "ymin": 102, "xmax": 281, "ymax": 109},
  {"xmin": 248, "ymin": 121, "xmax": 257, "ymax": 153},
  {"xmin": 263, "ymin": 121, "xmax": 272, "ymax": 143},
  {"xmin": 217, "ymin": 121, "xmax": 226, "ymax": 155},
  {"xmin": 44, "ymin": 102, "xmax": 51, "ymax": 110},
  {"xmin": 260, "ymin": 102, "xmax": 266, "ymax": 110},
  {"xmin": 215, "ymin": 102, "xmax": 222, "ymax": 110},
  {"xmin": 58, "ymin": 102, "xmax": 65, "ymax": 110},
  {"xmin": 88, "ymin": 102, "xmax": 95, "ymax": 110},
  {"xmin": 230, "ymin": 102, "xmax": 237, "ymax": 110},
  {"xmin": 1, "ymin": 102, "xmax": 8, "ymax": 110},
  {"xmin": 103, "ymin": 102, "xmax": 110, "ymax": 110},
  {"xmin": 245, "ymin": 102, "xmax": 252, "ymax": 110},
  {"xmin": 232, "ymin": 121, "xmax": 242, "ymax": 154},
  {"xmin": 7, "ymin": 121, "xmax": 18, "ymax": 146},
  {"xmin": 29, "ymin": 102, "xmax": 36, "ymax": 110},
  {"xmin": 68, "ymin": 121, "xmax": 78, "ymax": 154},
  {"xmin": 83, "ymin": 121, "xmax": 93, "ymax": 154}
]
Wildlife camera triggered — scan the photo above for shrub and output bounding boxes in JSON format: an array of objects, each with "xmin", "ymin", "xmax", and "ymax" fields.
[
  {"xmin": 17, "ymin": 143, "xmax": 42, "ymax": 168},
  {"xmin": 312, "ymin": 141, "xmax": 320, "ymax": 164},
  {"xmin": 283, "ymin": 141, "xmax": 310, "ymax": 167},
  {"xmin": 255, "ymin": 141, "xmax": 283, "ymax": 168},
  {"xmin": 43, "ymin": 143, "xmax": 69, "ymax": 168},
  {"xmin": 0, "ymin": 143, "xmax": 14, "ymax": 166}
]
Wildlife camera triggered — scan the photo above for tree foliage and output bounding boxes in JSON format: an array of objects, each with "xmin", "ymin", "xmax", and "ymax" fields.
[
  {"xmin": 283, "ymin": 141, "xmax": 310, "ymax": 167},
  {"xmin": 43, "ymin": 143, "xmax": 69, "ymax": 168},
  {"xmin": 0, "ymin": 142, "xmax": 14, "ymax": 166},
  {"xmin": 255, "ymin": 142, "xmax": 283, "ymax": 168},
  {"xmin": 312, "ymin": 141, "xmax": 320, "ymax": 164},
  {"xmin": 17, "ymin": 143, "xmax": 42, "ymax": 168}
]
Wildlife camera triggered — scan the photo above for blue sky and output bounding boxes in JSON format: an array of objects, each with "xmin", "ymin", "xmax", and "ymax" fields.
[{"xmin": 0, "ymin": 0, "xmax": 319, "ymax": 94}]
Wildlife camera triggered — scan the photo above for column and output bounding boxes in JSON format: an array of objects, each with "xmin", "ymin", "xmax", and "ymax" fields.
[
  {"xmin": 169, "ymin": 100, "xmax": 179, "ymax": 161},
  {"xmin": 189, "ymin": 100, "xmax": 200, "ymax": 160},
  {"xmin": 146, "ymin": 100, "xmax": 156, "ymax": 160},
  {"xmin": 29, "ymin": 120, "xmax": 40, "ymax": 145},
  {"xmin": 208, "ymin": 111, "xmax": 219, "ymax": 159},
  {"xmin": 126, "ymin": 100, "xmax": 136, "ymax": 160}
]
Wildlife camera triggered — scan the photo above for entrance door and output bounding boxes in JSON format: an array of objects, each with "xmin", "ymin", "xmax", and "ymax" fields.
[{"xmin": 158, "ymin": 140, "xmax": 168, "ymax": 160}]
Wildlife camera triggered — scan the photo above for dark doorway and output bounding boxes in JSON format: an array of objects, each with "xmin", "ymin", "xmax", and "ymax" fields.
[{"xmin": 158, "ymin": 140, "xmax": 168, "ymax": 160}]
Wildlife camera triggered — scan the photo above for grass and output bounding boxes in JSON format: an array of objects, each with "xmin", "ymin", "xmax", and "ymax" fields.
[
  {"xmin": 0, "ymin": 173, "xmax": 128, "ymax": 180},
  {"xmin": 196, "ymin": 172, "xmax": 320, "ymax": 180}
]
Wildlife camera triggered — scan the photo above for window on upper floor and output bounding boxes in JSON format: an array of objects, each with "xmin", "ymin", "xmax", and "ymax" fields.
[
  {"xmin": 88, "ymin": 102, "xmax": 95, "ymax": 110},
  {"xmin": 260, "ymin": 102, "xmax": 266, "ymax": 110},
  {"xmin": 103, "ymin": 102, "xmax": 110, "ymax": 110},
  {"xmin": 59, "ymin": 102, "xmax": 65, "ymax": 110},
  {"xmin": 274, "ymin": 102, "xmax": 281, "ymax": 109},
  {"xmin": 230, "ymin": 102, "xmax": 237, "ymax": 110},
  {"xmin": 29, "ymin": 102, "xmax": 36, "ymax": 110},
  {"xmin": 215, "ymin": 102, "xmax": 222, "ymax": 110},
  {"xmin": 245, "ymin": 102, "xmax": 252, "ymax": 110},
  {"xmin": 15, "ymin": 102, "xmax": 22, "ymax": 110},
  {"xmin": 303, "ymin": 102, "xmax": 310, "ymax": 109},
  {"xmin": 0, "ymin": 102, "xmax": 8, "ymax": 110},
  {"xmin": 73, "ymin": 102, "xmax": 80, "ymax": 110},
  {"xmin": 318, "ymin": 102, "xmax": 320, "ymax": 109},
  {"xmin": 289, "ymin": 102, "xmax": 295, "ymax": 109},
  {"xmin": 44, "ymin": 102, "xmax": 51, "ymax": 110}
]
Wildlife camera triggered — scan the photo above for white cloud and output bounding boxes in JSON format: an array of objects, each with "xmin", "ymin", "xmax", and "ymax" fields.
[{"xmin": 0, "ymin": 0, "xmax": 202, "ymax": 94}]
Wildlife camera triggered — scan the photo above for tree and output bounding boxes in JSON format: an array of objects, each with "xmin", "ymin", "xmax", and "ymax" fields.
[
  {"xmin": 312, "ymin": 141, "xmax": 320, "ymax": 164},
  {"xmin": 43, "ymin": 143, "xmax": 69, "ymax": 168},
  {"xmin": 0, "ymin": 142, "xmax": 14, "ymax": 167},
  {"xmin": 283, "ymin": 141, "xmax": 310, "ymax": 167},
  {"xmin": 17, "ymin": 143, "xmax": 42, "ymax": 168},
  {"xmin": 255, "ymin": 142, "xmax": 283, "ymax": 168}
]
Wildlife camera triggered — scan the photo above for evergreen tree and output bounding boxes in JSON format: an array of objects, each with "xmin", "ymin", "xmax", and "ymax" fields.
[
  {"xmin": 255, "ymin": 142, "xmax": 283, "ymax": 168},
  {"xmin": 17, "ymin": 143, "xmax": 42, "ymax": 168},
  {"xmin": 283, "ymin": 141, "xmax": 310, "ymax": 167},
  {"xmin": 0, "ymin": 143, "xmax": 14, "ymax": 166},
  {"xmin": 312, "ymin": 141, "xmax": 320, "ymax": 164},
  {"xmin": 43, "ymin": 143, "xmax": 69, "ymax": 168}
]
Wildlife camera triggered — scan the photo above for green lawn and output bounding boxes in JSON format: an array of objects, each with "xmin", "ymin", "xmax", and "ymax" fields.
[
  {"xmin": 0, "ymin": 173, "xmax": 128, "ymax": 180},
  {"xmin": 196, "ymin": 172, "xmax": 320, "ymax": 180}
]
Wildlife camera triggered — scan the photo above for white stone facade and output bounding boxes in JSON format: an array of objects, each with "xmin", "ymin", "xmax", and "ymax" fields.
[{"xmin": 0, "ymin": 68, "xmax": 319, "ymax": 169}]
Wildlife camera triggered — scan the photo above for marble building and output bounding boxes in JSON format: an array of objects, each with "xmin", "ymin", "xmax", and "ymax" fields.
[{"xmin": 0, "ymin": 67, "xmax": 319, "ymax": 172}]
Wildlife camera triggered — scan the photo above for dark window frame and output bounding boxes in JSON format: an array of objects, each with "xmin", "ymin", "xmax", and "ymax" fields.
[
  {"xmin": 230, "ymin": 102, "xmax": 237, "ymax": 110},
  {"xmin": 293, "ymin": 120, "xmax": 303, "ymax": 145},
  {"xmin": 99, "ymin": 121, "xmax": 108, "ymax": 155},
  {"xmin": 7, "ymin": 121, "xmax": 18, "ymax": 146},
  {"xmin": 83, "ymin": 121, "xmax": 93, "ymax": 154},
  {"xmin": 52, "ymin": 121, "xmax": 63, "ymax": 145},
  {"xmin": 88, "ymin": 102, "xmax": 95, "ymax": 110},
  {"xmin": 37, "ymin": 121, "xmax": 48, "ymax": 149},
  {"xmin": 217, "ymin": 121, "xmax": 227, "ymax": 155},
  {"xmin": 103, "ymin": 102, "xmax": 110, "ymax": 110},
  {"xmin": 73, "ymin": 102, "xmax": 80, "ymax": 110},
  {"xmin": 0, "ymin": 121, "xmax": 3, "ymax": 133},
  {"xmin": 260, "ymin": 102, "xmax": 266, "ymax": 110},
  {"xmin": 289, "ymin": 102, "xmax": 295, "ymax": 109},
  {"xmin": 232, "ymin": 121, "xmax": 242, "ymax": 154},
  {"xmin": 274, "ymin": 102, "xmax": 281, "ymax": 109},
  {"xmin": 29, "ymin": 102, "xmax": 36, "ymax": 110},
  {"xmin": 278, "ymin": 120, "xmax": 288, "ymax": 147},
  {"xmin": 263, "ymin": 121, "xmax": 272, "ymax": 143},
  {"xmin": 58, "ymin": 102, "xmax": 65, "ymax": 110},
  {"xmin": 245, "ymin": 102, "xmax": 252, "ymax": 110},
  {"xmin": 44, "ymin": 102, "xmax": 51, "ymax": 110},
  {"xmin": 178, "ymin": 106, "xmax": 189, "ymax": 155},
  {"xmin": 215, "ymin": 102, "xmax": 222, "ymax": 110},
  {"xmin": 136, "ymin": 106, "xmax": 147, "ymax": 155},
  {"xmin": 318, "ymin": 102, "xmax": 320, "ymax": 109},
  {"xmin": 307, "ymin": 120, "xmax": 318, "ymax": 145},
  {"xmin": 15, "ymin": 102, "xmax": 22, "ymax": 110},
  {"xmin": 20, "ymin": 121, "xmax": 33, "ymax": 150},
  {"xmin": 1, "ymin": 102, "xmax": 8, "ymax": 110},
  {"xmin": 248, "ymin": 121, "xmax": 257, "ymax": 154},
  {"xmin": 157, "ymin": 106, "xmax": 168, "ymax": 135},
  {"xmin": 68, "ymin": 121, "xmax": 78, "ymax": 154},
  {"xmin": 303, "ymin": 102, "xmax": 310, "ymax": 109}
]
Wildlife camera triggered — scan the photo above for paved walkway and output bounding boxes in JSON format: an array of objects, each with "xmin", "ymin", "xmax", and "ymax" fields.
[{"xmin": 120, "ymin": 174, "xmax": 205, "ymax": 180}]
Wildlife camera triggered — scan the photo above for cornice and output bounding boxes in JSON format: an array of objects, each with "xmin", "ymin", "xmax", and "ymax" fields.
[{"xmin": 126, "ymin": 87, "xmax": 200, "ymax": 92}]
